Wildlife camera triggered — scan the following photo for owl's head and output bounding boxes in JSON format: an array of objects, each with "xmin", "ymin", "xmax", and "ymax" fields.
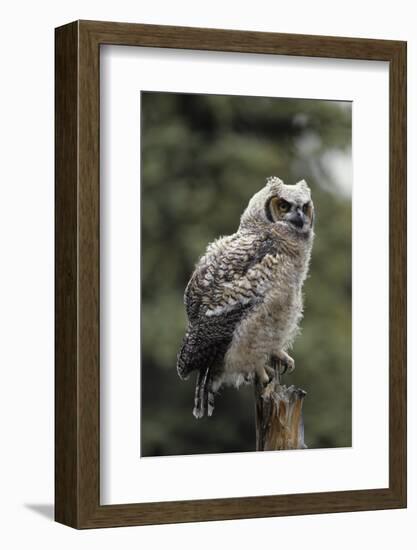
[{"xmin": 240, "ymin": 176, "xmax": 315, "ymax": 236}]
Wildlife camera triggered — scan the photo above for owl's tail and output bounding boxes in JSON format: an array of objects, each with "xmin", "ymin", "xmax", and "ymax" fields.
[
  {"xmin": 193, "ymin": 367, "xmax": 215, "ymax": 419},
  {"xmin": 176, "ymin": 332, "xmax": 215, "ymax": 418}
]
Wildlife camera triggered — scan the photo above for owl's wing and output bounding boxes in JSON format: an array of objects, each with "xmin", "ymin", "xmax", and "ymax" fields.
[{"xmin": 177, "ymin": 232, "xmax": 279, "ymax": 380}]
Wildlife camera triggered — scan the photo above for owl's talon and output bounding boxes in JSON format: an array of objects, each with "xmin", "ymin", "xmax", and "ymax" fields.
[
  {"xmin": 280, "ymin": 357, "xmax": 295, "ymax": 375},
  {"xmin": 255, "ymin": 366, "xmax": 272, "ymax": 387},
  {"xmin": 279, "ymin": 362, "xmax": 288, "ymax": 376},
  {"xmin": 285, "ymin": 356, "xmax": 296, "ymax": 374},
  {"xmin": 270, "ymin": 352, "xmax": 295, "ymax": 379},
  {"xmin": 264, "ymin": 365, "xmax": 275, "ymax": 383}
]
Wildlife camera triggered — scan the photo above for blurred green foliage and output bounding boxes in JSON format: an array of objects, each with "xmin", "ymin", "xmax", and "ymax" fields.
[{"xmin": 141, "ymin": 91, "xmax": 352, "ymax": 456}]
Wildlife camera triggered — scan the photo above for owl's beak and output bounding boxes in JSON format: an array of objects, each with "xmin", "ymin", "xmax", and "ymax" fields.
[{"xmin": 289, "ymin": 208, "xmax": 305, "ymax": 229}]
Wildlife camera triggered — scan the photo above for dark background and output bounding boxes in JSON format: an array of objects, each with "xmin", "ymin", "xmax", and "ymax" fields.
[{"xmin": 140, "ymin": 91, "xmax": 352, "ymax": 457}]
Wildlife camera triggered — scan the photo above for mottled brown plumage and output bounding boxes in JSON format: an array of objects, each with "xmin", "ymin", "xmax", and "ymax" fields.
[{"xmin": 177, "ymin": 177, "xmax": 315, "ymax": 418}]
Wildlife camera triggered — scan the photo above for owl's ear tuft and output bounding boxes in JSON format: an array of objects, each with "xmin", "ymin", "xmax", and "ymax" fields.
[
  {"xmin": 266, "ymin": 176, "xmax": 284, "ymax": 188},
  {"xmin": 296, "ymin": 179, "xmax": 310, "ymax": 191}
]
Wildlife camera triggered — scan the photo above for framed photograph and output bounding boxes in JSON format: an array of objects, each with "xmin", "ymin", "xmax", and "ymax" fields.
[{"xmin": 55, "ymin": 20, "xmax": 406, "ymax": 528}]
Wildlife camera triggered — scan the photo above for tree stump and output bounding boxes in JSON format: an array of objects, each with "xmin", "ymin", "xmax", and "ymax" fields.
[{"xmin": 254, "ymin": 371, "xmax": 307, "ymax": 451}]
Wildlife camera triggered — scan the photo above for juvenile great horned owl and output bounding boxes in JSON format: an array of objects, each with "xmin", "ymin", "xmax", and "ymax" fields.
[{"xmin": 177, "ymin": 177, "xmax": 315, "ymax": 418}]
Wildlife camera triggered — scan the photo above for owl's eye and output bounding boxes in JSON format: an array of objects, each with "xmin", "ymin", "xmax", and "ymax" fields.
[
  {"xmin": 266, "ymin": 197, "xmax": 292, "ymax": 222},
  {"xmin": 278, "ymin": 200, "xmax": 291, "ymax": 213}
]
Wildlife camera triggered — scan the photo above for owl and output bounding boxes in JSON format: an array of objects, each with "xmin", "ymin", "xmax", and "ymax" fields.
[{"xmin": 176, "ymin": 177, "xmax": 315, "ymax": 418}]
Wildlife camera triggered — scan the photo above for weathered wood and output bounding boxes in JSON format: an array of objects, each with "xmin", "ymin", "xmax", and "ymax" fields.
[{"xmin": 254, "ymin": 371, "xmax": 307, "ymax": 451}]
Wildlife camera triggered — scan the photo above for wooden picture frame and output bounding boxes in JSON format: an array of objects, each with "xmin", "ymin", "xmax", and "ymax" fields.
[{"xmin": 55, "ymin": 20, "xmax": 407, "ymax": 529}]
